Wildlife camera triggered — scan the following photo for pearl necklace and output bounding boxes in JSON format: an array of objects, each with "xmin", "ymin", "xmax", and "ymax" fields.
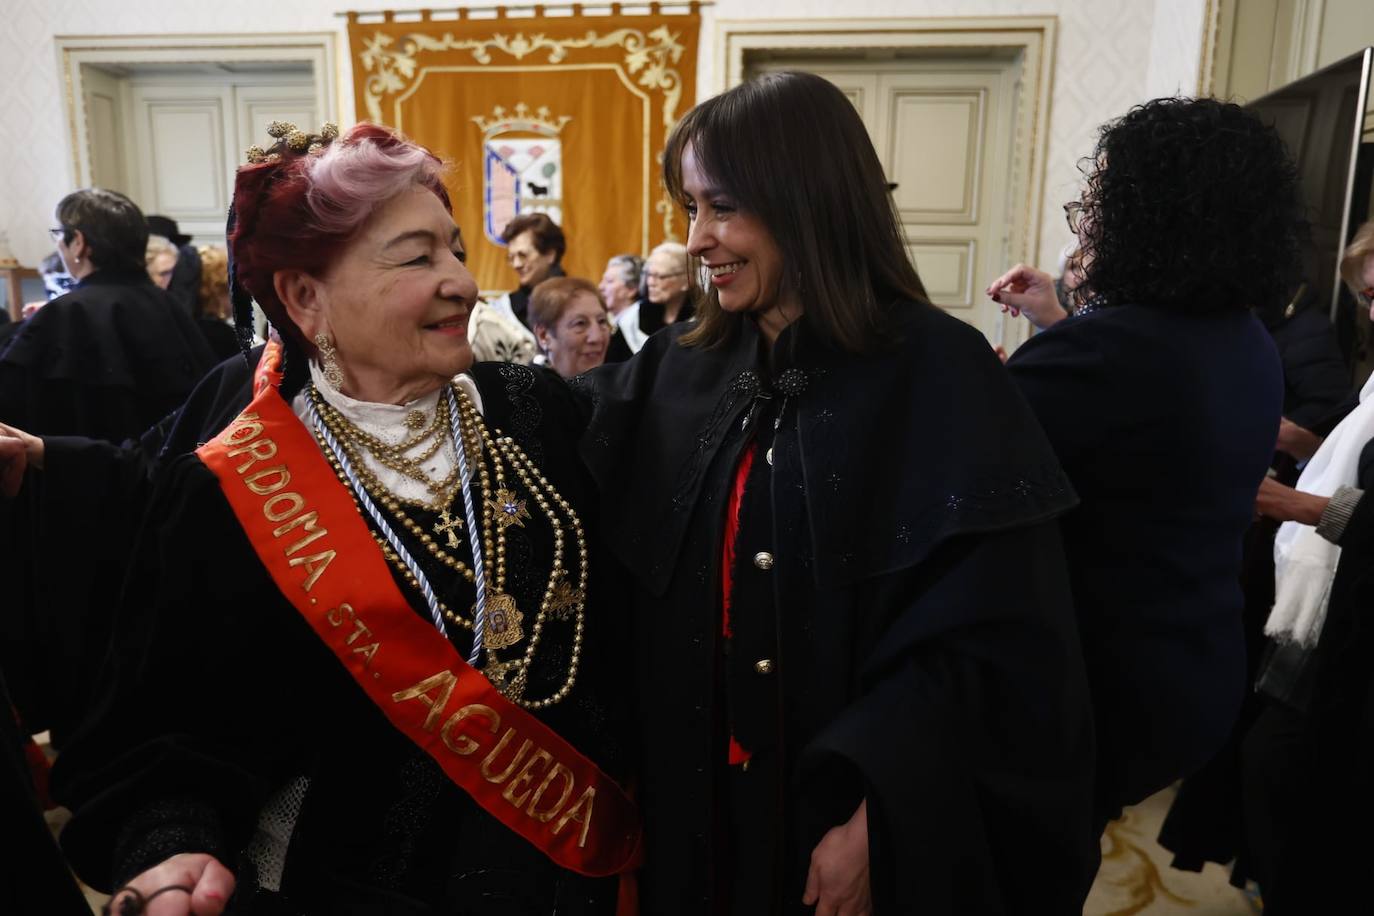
[{"xmin": 309, "ymin": 382, "xmax": 587, "ymax": 709}]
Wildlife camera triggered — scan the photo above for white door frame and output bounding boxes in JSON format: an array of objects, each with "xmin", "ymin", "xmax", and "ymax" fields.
[
  {"xmin": 55, "ymin": 33, "xmax": 344, "ymax": 192},
  {"xmin": 715, "ymin": 16, "xmax": 1056, "ymax": 347}
]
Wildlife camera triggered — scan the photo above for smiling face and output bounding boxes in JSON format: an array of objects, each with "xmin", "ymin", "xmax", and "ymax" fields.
[
  {"xmin": 679, "ymin": 143, "xmax": 796, "ymax": 339},
  {"xmin": 537, "ymin": 290, "xmax": 612, "ymax": 378},
  {"xmin": 289, "ymin": 185, "xmax": 478, "ymax": 404},
  {"xmin": 507, "ymin": 229, "xmax": 558, "ymax": 289}
]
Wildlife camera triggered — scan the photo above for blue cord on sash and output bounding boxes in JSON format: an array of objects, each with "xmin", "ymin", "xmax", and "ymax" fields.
[
  {"xmin": 446, "ymin": 386, "xmax": 489, "ymax": 665},
  {"xmin": 308, "ymin": 384, "xmax": 491, "ymax": 665},
  {"xmin": 306, "ymin": 393, "xmax": 449, "ymax": 639}
]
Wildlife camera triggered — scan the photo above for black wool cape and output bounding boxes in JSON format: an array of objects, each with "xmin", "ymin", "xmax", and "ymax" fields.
[{"xmin": 579, "ymin": 303, "xmax": 1100, "ymax": 915}]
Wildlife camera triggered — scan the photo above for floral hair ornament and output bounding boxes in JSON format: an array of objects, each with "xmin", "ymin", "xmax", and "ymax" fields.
[{"xmin": 244, "ymin": 121, "xmax": 341, "ymax": 164}]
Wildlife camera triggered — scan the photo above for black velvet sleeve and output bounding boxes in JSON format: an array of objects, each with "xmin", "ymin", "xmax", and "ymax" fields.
[
  {"xmin": 51, "ymin": 455, "xmax": 324, "ymax": 892},
  {"xmin": 797, "ymin": 522, "xmax": 1098, "ymax": 915},
  {"xmin": 0, "ymin": 436, "xmax": 156, "ymax": 742}
]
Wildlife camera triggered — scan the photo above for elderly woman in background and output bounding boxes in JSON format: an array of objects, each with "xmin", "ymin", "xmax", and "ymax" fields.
[
  {"xmin": 530, "ymin": 276, "xmax": 612, "ymax": 379},
  {"xmin": 1002, "ymin": 97, "xmax": 1293, "ymax": 833},
  {"xmin": 583, "ymin": 70, "xmax": 1095, "ymax": 915},
  {"xmin": 147, "ymin": 214, "xmax": 203, "ymax": 317},
  {"xmin": 609, "ymin": 241, "xmax": 695, "ymax": 358},
  {"xmin": 145, "ymin": 234, "xmax": 178, "ymax": 290},
  {"xmin": 598, "ymin": 254, "xmax": 642, "ymax": 319},
  {"xmin": 51, "ymin": 123, "xmax": 637, "ymax": 916},
  {"xmin": 498, "ymin": 212, "xmax": 566, "ymax": 329}
]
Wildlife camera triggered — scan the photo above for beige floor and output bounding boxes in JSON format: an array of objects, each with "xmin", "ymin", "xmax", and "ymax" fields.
[{"xmin": 1086, "ymin": 787, "xmax": 1260, "ymax": 916}]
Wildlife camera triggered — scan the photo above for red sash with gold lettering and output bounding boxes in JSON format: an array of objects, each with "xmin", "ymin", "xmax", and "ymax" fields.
[{"xmin": 197, "ymin": 342, "xmax": 642, "ymax": 878}]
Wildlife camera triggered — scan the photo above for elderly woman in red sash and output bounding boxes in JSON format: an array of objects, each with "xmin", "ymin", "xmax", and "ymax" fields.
[{"xmin": 51, "ymin": 123, "xmax": 639, "ymax": 916}]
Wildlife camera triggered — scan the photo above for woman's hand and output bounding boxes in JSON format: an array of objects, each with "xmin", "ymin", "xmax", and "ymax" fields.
[
  {"xmin": 802, "ymin": 799, "xmax": 871, "ymax": 916},
  {"xmin": 0, "ymin": 422, "xmax": 43, "ymax": 498},
  {"xmin": 1275, "ymin": 417, "xmax": 1323, "ymax": 462},
  {"xmin": 986, "ymin": 264, "xmax": 1067, "ymax": 330},
  {"xmin": 105, "ymin": 854, "xmax": 234, "ymax": 916},
  {"xmin": 1255, "ymin": 476, "xmax": 1328, "ymax": 526}
]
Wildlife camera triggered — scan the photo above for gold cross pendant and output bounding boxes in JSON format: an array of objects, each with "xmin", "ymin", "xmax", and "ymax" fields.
[
  {"xmin": 434, "ymin": 508, "xmax": 463, "ymax": 548},
  {"xmin": 486, "ymin": 487, "xmax": 531, "ymax": 531}
]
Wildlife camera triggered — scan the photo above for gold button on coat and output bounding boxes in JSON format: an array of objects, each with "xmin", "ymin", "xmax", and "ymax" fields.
[
  {"xmin": 753, "ymin": 551, "xmax": 774, "ymax": 570},
  {"xmin": 754, "ymin": 658, "xmax": 775, "ymax": 675}
]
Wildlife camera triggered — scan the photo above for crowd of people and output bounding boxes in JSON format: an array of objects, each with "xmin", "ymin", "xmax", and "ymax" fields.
[{"xmin": 0, "ymin": 67, "xmax": 1372, "ymax": 916}]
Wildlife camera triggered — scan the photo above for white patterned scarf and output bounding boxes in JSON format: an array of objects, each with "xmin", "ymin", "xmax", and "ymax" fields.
[{"xmin": 1267, "ymin": 371, "xmax": 1374, "ymax": 646}]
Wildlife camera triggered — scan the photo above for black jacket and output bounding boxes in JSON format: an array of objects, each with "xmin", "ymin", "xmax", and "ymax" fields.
[
  {"xmin": 1265, "ymin": 301, "xmax": 1352, "ymax": 433},
  {"xmin": 0, "ymin": 346, "xmax": 262, "ymax": 744},
  {"xmin": 1261, "ymin": 437, "xmax": 1374, "ymax": 912},
  {"xmin": 582, "ymin": 304, "xmax": 1098, "ymax": 914},
  {"xmin": 0, "ymin": 667, "xmax": 90, "ymax": 915},
  {"xmin": 0, "ymin": 271, "xmax": 218, "ymax": 746},
  {"xmin": 1008, "ymin": 304, "xmax": 1283, "ymax": 819},
  {"xmin": 509, "ymin": 265, "xmax": 565, "ymax": 329},
  {"xmin": 0, "ymin": 268, "xmax": 215, "ymax": 441}
]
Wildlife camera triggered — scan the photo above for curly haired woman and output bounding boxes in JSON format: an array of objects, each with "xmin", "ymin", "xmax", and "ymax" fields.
[{"xmin": 1004, "ymin": 96, "xmax": 1301, "ymax": 832}]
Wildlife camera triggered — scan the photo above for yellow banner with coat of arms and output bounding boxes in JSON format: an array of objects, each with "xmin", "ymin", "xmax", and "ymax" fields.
[{"xmin": 347, "ymin": 5, "xmax": 700, "ymax": 293}]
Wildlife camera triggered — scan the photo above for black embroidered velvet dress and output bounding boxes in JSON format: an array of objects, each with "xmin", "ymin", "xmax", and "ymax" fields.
[
  {"xmin": 580, "ymin": 302, "xmax": 1099, "ymax": 915},
  {"xmin": 51, "ymin": 362, "xmax": 631, "ymax": 916},
  {"xmin": 0, "ymin": 272, "xmax": 218, "ymax": 746}
]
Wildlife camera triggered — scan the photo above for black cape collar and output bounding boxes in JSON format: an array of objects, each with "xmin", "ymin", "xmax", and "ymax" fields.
[{"xmin": 582, "ymin": 305, "xmax": 1076, "ymax": 595}]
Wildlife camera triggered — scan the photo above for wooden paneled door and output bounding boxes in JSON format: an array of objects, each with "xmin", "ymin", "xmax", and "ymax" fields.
[{"xmin": 77, "ymin": 67, "xmax": 319, "ymax": 246}]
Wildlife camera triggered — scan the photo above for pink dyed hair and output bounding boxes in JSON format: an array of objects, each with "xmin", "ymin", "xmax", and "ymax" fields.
[{"xmin": 230, "ymin": 122, "xmax": 451, "ymax": 353}]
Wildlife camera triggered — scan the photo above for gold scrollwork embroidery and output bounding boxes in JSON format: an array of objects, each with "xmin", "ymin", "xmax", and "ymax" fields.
[{"xmin": 356, "ymin": 25, "xmax": 688, "ymax": 240}]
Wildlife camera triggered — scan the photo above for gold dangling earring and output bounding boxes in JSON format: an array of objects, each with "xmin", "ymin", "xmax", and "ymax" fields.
[{"xmin": 314, "ymin": 332, "xmax": 344, "ymax": 390}]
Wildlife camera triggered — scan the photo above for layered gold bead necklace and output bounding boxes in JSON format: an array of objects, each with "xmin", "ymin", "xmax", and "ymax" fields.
[{"xmin": 308, "ymin": 382, "xmax": 586, "ymax": 709}]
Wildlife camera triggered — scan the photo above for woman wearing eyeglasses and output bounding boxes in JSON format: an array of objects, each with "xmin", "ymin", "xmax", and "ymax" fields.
[
  {"xmin": 606, "ymin": 241, "xmax": 696, "ymax": 360},
  {"xmin": 0, "ymin": 189, "xmax": 215, "ymax": 444},
  {"xmin": 1003, "ymin": 97, "xmax": 1295, "ymax": 832}
]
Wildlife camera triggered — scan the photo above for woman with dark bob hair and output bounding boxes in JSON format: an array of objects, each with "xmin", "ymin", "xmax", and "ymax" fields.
[
  {"xmin": 580, "ymin": 70, "xmax": 1097, "ymax": 914},
  {"xmin": 50, "ymin": 123, "xmax": 639, "ymax": 915},
  {"xmin": 1003, "ymin": 97, "xmax": 1291, "ymax": 832}
]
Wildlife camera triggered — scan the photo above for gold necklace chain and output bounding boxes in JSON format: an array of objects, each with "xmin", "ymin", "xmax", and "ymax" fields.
[
  {"xmin": 327, "ymin": 391, "xmax": 449, "ymax": 457},
  {"xmin": 452, "ymin": 387, "xmax": 588, "ymax": 710},
  {"xmin": 309, "ymin": 382, "xmax": 586, "ymax": 709},
  {"xmin": 311, "ymin": 392, "xmax": 460, "ymax": 509}
]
